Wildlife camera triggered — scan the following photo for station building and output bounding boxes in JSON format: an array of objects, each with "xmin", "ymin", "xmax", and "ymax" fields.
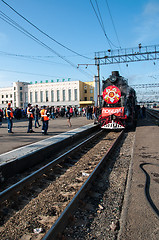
[{"xmin": 0, "ymin": 79, "xmax": 97, "ymax": 109}]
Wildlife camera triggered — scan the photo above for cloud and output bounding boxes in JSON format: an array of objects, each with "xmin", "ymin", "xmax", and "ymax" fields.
[
  {"xmin": 133, "ymin": 1, "xmax": 159, "ymax": 44},
  {"xmin": 143, "ymin": 2, "xmax": 159, "ymax": 16}
]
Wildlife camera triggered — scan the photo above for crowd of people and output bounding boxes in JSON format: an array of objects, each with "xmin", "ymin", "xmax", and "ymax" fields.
[{"xmin": 0, "ymin": 104, "xmax": 97, "ymax": 135}]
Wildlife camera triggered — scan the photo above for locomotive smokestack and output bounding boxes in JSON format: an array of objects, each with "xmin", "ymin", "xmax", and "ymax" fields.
[{"xmin": 112, "ymin": 71, "xmax": 120, "ymax": 76}]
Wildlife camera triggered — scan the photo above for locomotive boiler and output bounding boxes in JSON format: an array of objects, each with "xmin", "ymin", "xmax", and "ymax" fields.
[{"xmin": 98, "ymin": 71, "xmax": 137, "ymax": 129}]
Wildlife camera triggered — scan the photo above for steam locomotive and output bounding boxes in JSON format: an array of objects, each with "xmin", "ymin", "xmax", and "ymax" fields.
[{"xmin": 98, "ymin": 71, "xmax": 137, "ymax": 129}]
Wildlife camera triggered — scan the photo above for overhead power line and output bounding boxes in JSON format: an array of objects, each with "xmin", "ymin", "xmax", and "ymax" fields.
[
  {"xmin": 89, "ymin": 0, "xmax": 118, "ymax": 49},
  {"xmin": 0, "ymin": 50, "xmax": 94, "ymax": 60},
  {"xmin": 0, "ymin": 68, "xmax": 65, "ymax": 78},
  {"xmin": 1, "ymin": 0, "xmax": 93, "ymax": 60},
  {"xmin": 0, "ymin": 50, "xmax": 70, "ymax": 65},
  {"xmin": 105, "ymin": 0, "xmax": 121, "ymax": 48},
  {"xmin": 95, "ymin": 0, "xmax": 106, "ymax": 38},
  {"xmin": 0, "ymin": 10, "xmax": 93, "ymax": 79},
  {"xmin": 90, "ymin": 0, "xmax": 112, "ymax": 49}
]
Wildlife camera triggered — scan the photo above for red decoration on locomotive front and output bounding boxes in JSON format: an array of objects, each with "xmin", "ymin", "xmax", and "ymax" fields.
[{"xmin": 103, "ymin": 85, "xmax": 121, "ymax": 104}]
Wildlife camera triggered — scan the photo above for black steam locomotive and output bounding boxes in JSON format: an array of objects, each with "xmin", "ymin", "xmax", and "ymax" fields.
[{"xmin": 98, "ymin": 71, "xmax": 137, "ymax": 129}]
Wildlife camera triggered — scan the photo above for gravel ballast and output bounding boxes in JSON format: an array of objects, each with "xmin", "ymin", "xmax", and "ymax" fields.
[{"xmin": 62, "ymin": 131, "xmax": 135, "ymax": 240}]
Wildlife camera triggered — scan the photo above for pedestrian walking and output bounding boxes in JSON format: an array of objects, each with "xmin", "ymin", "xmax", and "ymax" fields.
[
  {"xmin": 66, "ymin": 106, "xmax": 72, "ymax": 127},
  {"xmin": 87, "ymin": 106, "xmax": 93, "ymax": 120},
  {"xmin": 40, "ymin": 105, "xmax": 49, "ymax": 135},
  {"xmin": 34, "ymin": 105, "xmax": 41, "ymax": 128},
  {"xmin": 27, "ymin": 103, "xmax": 34, "ymax": 133},
  {"xmin": 0, "ymin": 108, "xmax": 3, "ymax": 126},
  {"xmin": 6, "ymin": 102, "xmax": 14, "ymax": 133}
]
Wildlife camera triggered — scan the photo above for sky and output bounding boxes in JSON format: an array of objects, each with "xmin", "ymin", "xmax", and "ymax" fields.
[{"xmin": 0, "ymin": 0, "xmax": 159, "ymax": 100}]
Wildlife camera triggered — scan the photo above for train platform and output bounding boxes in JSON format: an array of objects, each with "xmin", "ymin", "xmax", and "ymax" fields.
[
  {"xmin": 0, "ymin": 116, "xmax": 94, "ymax": 155},
  {"xmin": 118, "ymin": 117, "xmax": 159, "ymax": 240},
  {"xmin": 0, "ymin": 117, "xmax": 97, "ymax": 180}
]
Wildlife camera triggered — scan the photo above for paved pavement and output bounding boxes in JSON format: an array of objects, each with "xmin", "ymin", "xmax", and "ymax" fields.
[
  {"xmin": 119, "ymin": 117, "xmax": 159, "ymax": 240},
  {"xmin": 0, "ymin": 117, "xmax": 94, "ymax": 155}
]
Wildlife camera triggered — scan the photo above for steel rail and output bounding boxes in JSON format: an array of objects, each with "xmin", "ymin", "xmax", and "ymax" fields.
[
  {"xmin": 0, "ymin": 130, "xmax": 103, "ymax": 204},
  {"xmin": 146, "ymin": 109, "xmax": 159, "ymax": 120},
  {"xmin": 42, "ymin": 130, "xmax": 124, "ymax": 240}
]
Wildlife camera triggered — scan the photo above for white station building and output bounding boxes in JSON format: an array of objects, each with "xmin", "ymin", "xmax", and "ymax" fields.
[{"xmin": 0, "ymin": 79, "xmax": 98, "ymax": 109}]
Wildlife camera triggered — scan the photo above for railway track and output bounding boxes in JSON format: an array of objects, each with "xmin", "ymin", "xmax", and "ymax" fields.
[
  {"xmin": 0, "ymin": 130, "xmax": 103, "ymax": 203},
  {"xmin": 0, "ymin": 130, "xmax": 124, "ymax": 240},
  {"xmin": 146, "ymin": 108, "xmax": 159, "ymax": 123}
]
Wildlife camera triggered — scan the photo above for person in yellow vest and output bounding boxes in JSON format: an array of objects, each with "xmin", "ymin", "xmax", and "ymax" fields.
[
  {"xmin": 27, "ymin": 103, "xmax": 35, "ymax": 133},
  {"xmin": 40, "ymin": 105, "xmax": 49, "ymax": 135},
  {"xmin": 6, "ymin": 102, "xmax": 14, "ymax": 133}
]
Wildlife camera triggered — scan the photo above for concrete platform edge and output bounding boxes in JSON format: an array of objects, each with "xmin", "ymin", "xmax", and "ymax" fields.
[
  {"xmin": 117, "ymin": 131, "xmax": 136, "ymax": 240},
  {"xmin": 0, "ymin": 123, "xmax": 99, "ymax": 181}
]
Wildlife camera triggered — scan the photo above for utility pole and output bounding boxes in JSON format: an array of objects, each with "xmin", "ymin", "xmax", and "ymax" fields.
[{"xmin": 96, "ymin": 60, "xmax": 101, "ymax": 107}]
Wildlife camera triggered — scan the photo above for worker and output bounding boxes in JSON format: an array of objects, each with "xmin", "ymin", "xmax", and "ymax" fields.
[
  {"xmin": 27, "ymin": 103, "xmax": 34, "ymax": 133},
  {"xmin": 40, "ymin": 105, "xmax": 49, "ymax": 135},
  {"xmin": 6, "ymin": 102, "xmax": 14, "ymax": 133}
]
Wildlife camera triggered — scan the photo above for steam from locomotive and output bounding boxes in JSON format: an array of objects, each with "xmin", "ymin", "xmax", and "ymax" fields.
[{"xmin": 98, "ymin": 71, "xmax": 137, "ymax": 129}]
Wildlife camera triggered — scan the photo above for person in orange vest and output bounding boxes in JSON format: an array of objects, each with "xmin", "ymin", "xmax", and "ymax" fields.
[
  {"xmin": 27, "ymin": 103, "xmax": 34, "ymax": 133},
  {"xmin": 40, "ymin": 105, "xmax": 49, "ymax": 135},
  {"xmin": 6, "ymin": 102, "xmax": 14, "ymax": 133}
]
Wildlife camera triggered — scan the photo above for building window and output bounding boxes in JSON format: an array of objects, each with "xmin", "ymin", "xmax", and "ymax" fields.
[
  {"xmin": 90, "ymin": 89, "xmax": 93, "ymax": 93},
  {"xmin": 10, "ymin": 94, "xmax": 12, "ymax": 98},
  {"xmin": 84, "ymin": 97, "xmax": 87, "ymax": 101},
  {"xmin": 20, "ymin": 92, "xmax": 23, "ymax": 102},
  {"xmin": 35, "ymin": 92, "xmax": 38, "ymax": 103},
  {"xmin": 51, "ymin": 90, "xmax": 54, "ymax": 102},
  {"xmin": 30, "ymin": 92, "xmax": 33, "ymax": 103},
  {"xmin": 20, "ymin": 87, "xmax": 23, "ymax": 90},
  {"xmin": 46, "ymin": 90, "xmax": 48, "ymax": 102},
  {"xmin": 2, "ymin": 95, "xmax": 4, "ymax": 98},
  {"xmin": 57, "ymin": 90, "xmax": 60, "ymax": 102},
  {"xmin": 68, "ymin": 89, "xmax": 71, "ymax": 101},
  {"xmin": 84, "ymin": 90, "xmax": 87, "ymax": 93},
  {"xmin": 2, "ymin": 101, "xmax": 4, "ymax": 104},
  {"xmin": 6, "ymin": 101, "xmax": 8, "ymax": 104},
  {"xmin": 74, "ymin": 89, "xmax": 77, "ymax": 101},
  {"xmin": 14, "ymin": 92, "xmax": 16, "ymax": 101},
  {"xmin": 63, "ymin": 90, "xmax": 65, "ymax": 101},
  {"xmin": 14, "ymin": 87, "xmax": 16, "ymax": 90},
  {"xmin": 6, "ymin": 95, "xmax": 8, "ymax": 98},
  {"xmin": 25, "ymin": 92, "xmax": 28, "ymax": 103},
  {"xmin": 90, "ymin": 97, "xmax": 93, "ymax": 101},
  {"xmin": 40, "ymin": 91, "xmax": 43, "ymax": 102},
  {"xmin": 21, "ymin": 103, "xmax": 23, "ymax": 107}
]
